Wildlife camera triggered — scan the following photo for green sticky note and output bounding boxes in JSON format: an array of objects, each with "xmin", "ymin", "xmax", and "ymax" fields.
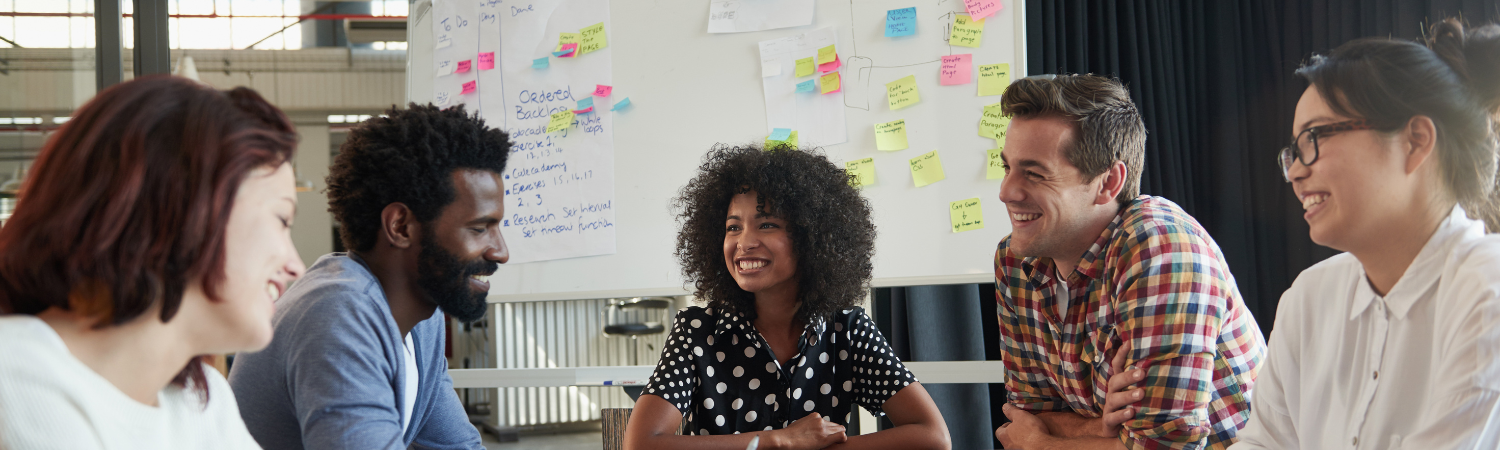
[
  {"xmin": 909, "ymin": 150, "xmax": 946, "ymax": 187},
  {"xmin": 979, "ymin": 102, "xmax": 1011, "ymax": 139},
  {"xmin": 556, "ymin": 32, "xmax": 581, "ymax": 51},
  {"xmin": 978, "ymin": 63, "xmax": 1011, "ymax": 96},
  {"xmin": 949, "ymin": 197, "xmax": 984, "ymax": 232},
  {"xmin": 821, "ymin": 72, "xmax": 842, "ymax": 94},
  {"xmin": 886, "ymin": 75, "xmax": 921, "ymax": 110},
  {"xmin": 578, "ymin": 23, "xmax": 608, "ymax": 55},
  {"xmin": 950, "ymin": 14, "xmax": 985, "ymax": 48},
  {"xmin": 547, "ymin": 110, "xmax": 575, "ymax": 133},
  {"xmin": 817, "ymin": 45, "xmax": 837, "ymax": 64},
  {"xmin": 987, "ymin": 148, "xmax": 1006, "ymax": 180},
  {"xmin": 766, "ymin": 130, "xmax": 799, "ymax": 149},
  {"xmin": 845, "ymin": 157, "xmax": 876, "ymax": 187},
  {"xmin": 795, "ymin": 57, "xmax": 816, "ymax": 77},
  {"xmin": 874, "ymin": 119, "xmax": 909, "ymax": 151}
]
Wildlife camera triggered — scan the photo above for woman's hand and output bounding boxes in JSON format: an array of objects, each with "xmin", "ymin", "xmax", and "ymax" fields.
[{"xmin": 769, "ymin": 413, "xmax": 847, "ymax": 449}]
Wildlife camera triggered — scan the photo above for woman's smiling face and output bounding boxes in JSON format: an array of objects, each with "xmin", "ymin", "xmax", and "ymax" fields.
[
  {"xmin": 1288, "ymin": 86, "xmax": 1414, "ymax": 252},
  {"xmin": 722, "ymin": 191, "xmax": 798, "ymax": 297}
]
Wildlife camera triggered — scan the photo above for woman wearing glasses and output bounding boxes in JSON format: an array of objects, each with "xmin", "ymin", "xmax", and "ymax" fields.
[{"xmin": 1231, "ymin": 19, "xmax": 1500, "ymax": 449}]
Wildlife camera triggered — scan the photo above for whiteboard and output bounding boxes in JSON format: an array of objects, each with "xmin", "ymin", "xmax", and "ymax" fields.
[{"xmin": 408, "ymin": 0, "xmax": 1025, "ymax": 302}]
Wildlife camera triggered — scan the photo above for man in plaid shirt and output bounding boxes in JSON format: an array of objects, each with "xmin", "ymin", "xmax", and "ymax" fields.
[{"xmin": 991, "ymin": 74, "xmax": 1265, "ymax": 450}]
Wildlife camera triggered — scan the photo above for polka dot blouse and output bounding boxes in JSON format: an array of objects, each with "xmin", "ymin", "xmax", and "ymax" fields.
[{"xmin": 642, "ymin": 306, "xmax": 918, "ymax": 435}]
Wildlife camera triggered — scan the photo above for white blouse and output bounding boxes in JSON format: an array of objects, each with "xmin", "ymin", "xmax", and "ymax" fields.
[
  {"xmin": 1231, "ymin": 207, "xmax": 1500, "ymax": 449},
  {"xmin": 0, "ymin": 315, "xmax": 262, "ymax": 450}
]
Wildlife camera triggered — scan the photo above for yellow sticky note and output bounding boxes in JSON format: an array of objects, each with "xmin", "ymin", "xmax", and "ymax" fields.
[
  {"xmin": 874, "ymin": 119, "xmax": 909, "ymax": 151},
  {"xmin": 556, "ymin": 32, "xmax": 581, "ymax": 51},
  {"xmin": 949, "ymin": 198, "xmax": 984, "ymax": 232},
  {"xmin": 795, "ymin": 57, "xmax": 816, "ymax": 77},
  {"xmin": 845, "ymin": 158, "xmax": 876, "ymax": 187},
  {"xmin": 821, "ymin": 72, "xmax": 841, "ymax": 94},
  {"xmin": 546, "ymin": 110, "xmax": 575, "ymax": 133},
  {"xmin": 978, "ymin": 63, "xmax": 1011, "ymax": 96},
  {"xmin": 578, "ymin": 23, "xmax": 608, "ymax": 55},
  {"xmin": 979, "ymin": 103, "xmax": 1011, "ymax": 139},
  {"xmin": 766, "ymin": 130, "xmax": 799, "ymax": 149},
  {"xmin": 886, "ymin": 75, "xmax": 921, "ymax": 111},
  {"xmin": 817, "ymin": 45, "xmax": 837, "ymax": 64},
  {"xmin": 987, "ymin": 148, "xmax": 1006, "ymax": 180},
  {"xmin": 908, "ymin": 150, "xmax": 946, "ymax": 187},
  {"xmin": 950, "ymin": 14, "xmax": 985, "ymax": 48}
]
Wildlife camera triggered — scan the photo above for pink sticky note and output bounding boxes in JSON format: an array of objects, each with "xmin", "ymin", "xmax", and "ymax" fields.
[
  {"xmin": 594, "ymin": 85, "xmax": 613, "ymax": 97},
  {"xmin": 478, "ymin": 52, "xmax": 495, "ymax": 70},
  {"xmin": 558, "ymin": 43, "xmax": 578, "ymax": 58},
  {"xmin": 461, "ymin": 80, "xmax": 477, "ymax": 95},
  {"xmin": 572, "ymin": 106, "xmax": 594, "ymax": 114},
  {"xmin": 939, "ymin": 54, "xmax": 973, "ymax": 85},
  {"xmin": 456, "ymin": 60, "xmax": 472, "ymax": 73},
  {"xmin": 819, "ymin": 55, "xmax": 841, "ymax": 73},
  {"xmin": 963, "ymin": 0, "xmax": 1002, "ymax": 21}
]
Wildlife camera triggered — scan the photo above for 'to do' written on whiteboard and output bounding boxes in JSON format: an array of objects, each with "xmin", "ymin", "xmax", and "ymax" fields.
[{"xmin": 707, "ymin": 0, "xmax": 814, "ymax": 33}]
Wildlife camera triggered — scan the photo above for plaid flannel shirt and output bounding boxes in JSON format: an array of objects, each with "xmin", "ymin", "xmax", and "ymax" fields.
[{"xmin": 995, "ymin": 196, "xmax": 1265, "ymax": 450}]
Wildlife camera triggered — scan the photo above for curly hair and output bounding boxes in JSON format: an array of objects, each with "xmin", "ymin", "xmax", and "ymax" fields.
[
  {"xmin": 327, "ymin": 104, "xmax": 512, "ymax": 252},
  {"xmin": 673, "ymin": 145, "xmax": 877, "ymax": 325}
]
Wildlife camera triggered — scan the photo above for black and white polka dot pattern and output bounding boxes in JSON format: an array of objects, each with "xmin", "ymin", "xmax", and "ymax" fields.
[{"xmin": 642, "ymin": 306, "xmax": 917, "ymax": 435}]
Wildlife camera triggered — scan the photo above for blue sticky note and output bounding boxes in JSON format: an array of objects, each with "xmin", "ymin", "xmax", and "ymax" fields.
[
  {"xmin": 552, "ymin": 49, "xmax": 572, "ymax": 57},
  {"xmin": 885, "ymin": 7, "xmax": 917, "ymax": 37},
  {"xmin": 769, "ymin": 128, "xmax": 793, "ymax": 141},
  {"xmin": 796, "ymin": 79, "xmax": 817, "ymax": 93},
  {"xmin": 532, "ymin": 57, "xmax": 549, "ymax": 69},
  {"xmin": 610, "ymin": 97, "xmax": 632, "ymax": 111},
  {"xmin": 578, "ymin": 97, "xmax": 594, "ymax": 109}
]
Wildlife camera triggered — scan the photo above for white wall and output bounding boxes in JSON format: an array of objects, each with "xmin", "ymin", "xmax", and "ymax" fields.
[
  {"xmin": 291, "ymin": 120, "xmax": 335, "ymax": 267},
  {"xmin": 0, "ymin": 48, "xmax": 406, "ymax": 115}
]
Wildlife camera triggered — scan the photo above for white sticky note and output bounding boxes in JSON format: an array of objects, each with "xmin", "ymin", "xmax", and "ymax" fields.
[{"xmin": 762, "ymin": 61, "xmax": 781, "ymax": 77}]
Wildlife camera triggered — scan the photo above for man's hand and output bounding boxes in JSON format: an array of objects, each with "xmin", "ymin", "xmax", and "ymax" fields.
[
  {"xmin": 1092, "ymin": 340, "xmax": 1144, "ymax": 438},
  {"xmin": 996, "ymin": 403, "xmax": 1051, "ymax": 449}
]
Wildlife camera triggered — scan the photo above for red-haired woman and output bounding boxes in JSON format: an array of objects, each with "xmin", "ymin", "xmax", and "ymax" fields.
[{"xmin": 0, "ymin": 75, "xmax": 305, "ymax": 449}]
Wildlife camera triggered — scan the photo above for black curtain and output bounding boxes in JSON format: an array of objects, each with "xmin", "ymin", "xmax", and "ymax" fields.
[
  {"xmin": 1025, "ymin": 0, "xmax": 1500, "ymax": 335},
  {"xmin": 872, "ymin": 284, "xmax": 1002, "ymax": 450}
]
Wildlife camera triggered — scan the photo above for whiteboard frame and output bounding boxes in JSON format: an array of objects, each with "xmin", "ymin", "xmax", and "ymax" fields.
[{"xmin": 406, "ymin": 0, "xmax": 1025, "ymax": 303}]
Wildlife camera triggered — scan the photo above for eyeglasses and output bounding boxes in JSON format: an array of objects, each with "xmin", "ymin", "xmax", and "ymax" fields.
[{"xmin": 1278, "ymin": 119, "xmax": 1376, "ymax": 182}]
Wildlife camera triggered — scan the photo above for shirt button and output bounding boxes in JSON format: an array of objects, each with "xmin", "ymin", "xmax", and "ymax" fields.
[
  {"xmin": 1373, "ymin": 371, "xmax": 1379, "ymax": 380},
  {"xmin": 1353, "ymin": 437, "xmax": 1359, "ymax": 446}
]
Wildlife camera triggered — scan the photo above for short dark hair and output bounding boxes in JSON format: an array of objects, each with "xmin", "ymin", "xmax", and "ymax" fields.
[
  {"xmin": 0, "ymin": 75, "xmax": 297, "ymax": 394},
  {"xmin": 1000, "ymin": 74, "xmax": 1147, "ymax": 205},
  {"xmin": 326, "ymin": 104, "xmax": 512, "ymax": 252},
  {"xmin": 1296, "ymin": 18, "xmax": 1500, "ymax": 230},
  {"xmin": 673, "ymin": 145, "xmax": 876, "ymax": 325}
]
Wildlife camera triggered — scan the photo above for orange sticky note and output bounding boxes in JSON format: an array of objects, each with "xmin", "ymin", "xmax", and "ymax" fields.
[{"xmin": 456, "ymin": 60, "xmax": 472, "ymax": 73}]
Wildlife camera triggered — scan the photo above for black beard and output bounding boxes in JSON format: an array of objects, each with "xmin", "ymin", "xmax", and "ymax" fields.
[{"xmin": 415, "ymin": 228, "xmax": 496, "ymax": 323}]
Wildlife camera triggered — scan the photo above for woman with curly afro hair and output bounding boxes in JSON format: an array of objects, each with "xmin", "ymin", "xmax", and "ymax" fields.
[{"xmin": 624, "ymin": 145, "xmax": 951, "ymax": 450}]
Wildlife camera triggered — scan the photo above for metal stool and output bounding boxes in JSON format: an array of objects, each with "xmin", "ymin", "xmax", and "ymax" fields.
[{"xmin": 601, "ymin": 297, "xmax": 672, "ymax": 401}]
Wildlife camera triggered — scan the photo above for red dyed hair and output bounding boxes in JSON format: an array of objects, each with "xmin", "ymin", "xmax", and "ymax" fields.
[{"xmin": 0, "ymin": 75, "xmax": 297, "ymax": 394}]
